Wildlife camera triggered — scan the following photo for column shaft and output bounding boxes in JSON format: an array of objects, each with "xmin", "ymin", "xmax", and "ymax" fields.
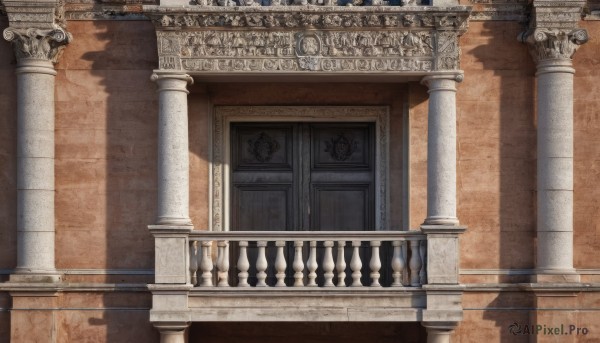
[
  {"xmin": 536, "ymin": 60, "xmax": 575, "ymax": 274},
  {"xmin": 12, "ymin": 59, "xmax": 59, "ymax": 281},
  {"xmin": 151, "ymin": 71, "xmax": 194, "ymax": 226},
  {"xmin": 422, "ymin": 75, "xmax": 461, "ymax": 226}
]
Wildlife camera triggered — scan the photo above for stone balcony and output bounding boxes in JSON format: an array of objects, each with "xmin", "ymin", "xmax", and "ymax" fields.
[{"xmin": 148, "ymin": 227, "xmax": 465, "ymax": 324}]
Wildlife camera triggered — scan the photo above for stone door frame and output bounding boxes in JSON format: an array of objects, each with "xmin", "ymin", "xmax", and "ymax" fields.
[{"xmin": 210, "ymin": 106, "xmax": 390, "ymax": 232}]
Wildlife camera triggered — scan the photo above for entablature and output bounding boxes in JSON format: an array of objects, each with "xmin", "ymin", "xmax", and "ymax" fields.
[{"xmin": 143, "ymin": 6, "xmax": 471, "ymax": 76}]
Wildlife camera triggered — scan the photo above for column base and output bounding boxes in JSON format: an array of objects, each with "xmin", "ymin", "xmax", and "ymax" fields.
[
  {"xmin": 422, "ymin": 322, "xmax": 458, "ymax": 343},
  {"xmin": 423, "ymin": 217, "xmax": 460, "ymax": 226},
  {"xmin": 10, "ymin": 269, "xmax": 61, "ymax": 283},
  {"xmin": 532, "ymin": 269, "xmax": 580, "ymax": 283},
  {"xmin": 156, "ymin": 217, "xmax": 194, "ymax": 226},
  {"xmin": 154, "ymin": 322, "xmax": 190, "ymax": 343}
]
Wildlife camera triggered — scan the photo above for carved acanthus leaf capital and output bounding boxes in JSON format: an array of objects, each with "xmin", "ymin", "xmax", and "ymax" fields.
[
  {"xmin": 3, "ymin": 27, "xmax": 72, "ymax": 63},
  {"xmin": 521, "ymin": 28, "xmax": 588, "ymax": 63}
]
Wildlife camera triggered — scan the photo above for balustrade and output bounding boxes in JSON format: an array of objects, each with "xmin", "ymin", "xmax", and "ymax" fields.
[{"xmin": 188, "ymin": 231, "xmax": 426, "ymax": 288}]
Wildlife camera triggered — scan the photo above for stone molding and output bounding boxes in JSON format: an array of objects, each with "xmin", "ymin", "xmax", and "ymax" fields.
[
  {"xmin": 144, "ymin": 6, "xmax": 470, "ymax": 75},
  {"xmin": 2, "ymin": 0, "xmax": 72, "ymax": 63}
]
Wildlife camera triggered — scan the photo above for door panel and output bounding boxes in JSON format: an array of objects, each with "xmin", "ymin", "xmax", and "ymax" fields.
[
  {"xmin": 311, "ymin": 185, "xmax": 371, "ymax": 231},
  {"xmin": 232, "ymin": 185, "xmax": 292, "ymax": 231}
]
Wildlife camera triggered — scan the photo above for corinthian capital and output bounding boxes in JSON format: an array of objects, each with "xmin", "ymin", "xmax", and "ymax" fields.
[
  {"xmin": 3, "ymin": 27, "xmax": 72, "ymax": 63},
  {"xmin": 521, "ymin": 28, "xmax": 588, "ymax": 63}
]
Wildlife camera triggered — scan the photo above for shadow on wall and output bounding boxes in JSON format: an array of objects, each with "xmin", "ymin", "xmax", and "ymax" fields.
[
  {"xmin": 58, "ymin": 19, "xmax": 160, "ymax": 342},
  {"xmin": 463, "ymin": 20, "xmax": 536, "ymax": 342}
]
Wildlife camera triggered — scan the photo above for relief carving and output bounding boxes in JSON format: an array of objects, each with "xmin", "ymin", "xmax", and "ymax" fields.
[
  {"xmin": 3, "ymin": 27, "xmax": 72, "ymax": 63},
  {"xmin": 167, "ymin": 29, "xmax": 438, "ymax": 72}
]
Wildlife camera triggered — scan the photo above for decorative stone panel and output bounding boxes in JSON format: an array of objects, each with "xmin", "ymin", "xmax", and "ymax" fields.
[{"xmin": 144, "ymin": 6, "xmax": 470, "ymax": 75}]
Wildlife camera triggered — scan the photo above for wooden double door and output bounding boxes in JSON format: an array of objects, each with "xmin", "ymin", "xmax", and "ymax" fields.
[{"xmin": 231, "ymin": 122, "xmax": 376, "ymax": 232}]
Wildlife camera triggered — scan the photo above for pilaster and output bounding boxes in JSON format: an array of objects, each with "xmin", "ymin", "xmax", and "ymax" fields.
[{"xmin": 520, "ymin": 0, "xmax": 587, "ymax": 283}]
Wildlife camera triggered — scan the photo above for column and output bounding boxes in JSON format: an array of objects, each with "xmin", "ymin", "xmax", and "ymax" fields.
[
  {"xmin": 150, "ymin": 71, "xmax": 194, "ymax": 226},
  {"xmin": 421, "ymin": 73, "xmax": 463, "ymax": 226},
  {"xmin": 522, "ymin": 25, "xmax": 588, "ymax": 281},
  {"xmin": 3, "ymin": 27, "xmax": 71, "ymax": 282}
]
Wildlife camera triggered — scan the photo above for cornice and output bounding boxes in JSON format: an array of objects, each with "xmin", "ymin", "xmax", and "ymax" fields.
[{"xmin": 144, "ymin": 6, "xmax": 471, "ymax": 30}]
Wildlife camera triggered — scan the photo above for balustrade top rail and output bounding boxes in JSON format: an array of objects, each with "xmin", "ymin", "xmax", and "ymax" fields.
[{"xmin": 189, "ymin": 230, "xmax": 426, "ymax": 241}]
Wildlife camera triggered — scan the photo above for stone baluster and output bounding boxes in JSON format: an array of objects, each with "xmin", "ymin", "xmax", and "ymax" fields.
[
  {"xmin": 369, "ymin": 241, "xmax": 381, "ymax": 287},
  {"xmin": 336, "ymin": 241, "xmax": 347, "ymax": 287},
  {"xmin": 217, "ymin": 241, "xmax": 229, "ymax": 287},
  {"xmin": 237, "ymin": 241, "xmax": 250, "ymax": 287},
  {"xmin": 307, "ymin": 241, "xmax": 318, "ymax": 287},
  {"xmin": 275, "ymin": 241, "xmax": 287, "ymax": 287},
  {"xmin": 323, "ymin": 241, "xmax": 335, "ymax": 287},
  {"xmin": 189, "ymin": 241, "xmax": 199, "ymax": 286},
  {"xmin": 3, "ymin": 25, "xmax": 71, "ymax": 283},
  {"xmin": 419, "ymin": 239, "xmax": 427, "ymax": 285},
  {"xmin": 391, "ymin": 240, "xmax": 405, "ymax": 286},
  {"xmin": 350, "ymin": 241, "xmax": 363, "ymax": 287},
  {"xmin": 256, "ymin": 241, "xmax": 268, "ymax": 287},
  {"xmin": 293, "ymin": 241, "xmax": 304, "ymax": 287},
  {"xmin": 409, "ymin": 239, "xmax": 422, "ymax": 286},
  {"xmin": 200, "ymin": 241, "xmax": 213, "ymax": 287}
]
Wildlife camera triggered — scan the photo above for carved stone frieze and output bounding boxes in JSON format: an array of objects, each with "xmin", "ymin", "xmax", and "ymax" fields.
[
  {"xmin": 3, "ymin": 27, "xmax": 72, "ymax": 63},
  {"xmin": 161, "ymin": 29, "xmax": 440, "ymax": 72}
]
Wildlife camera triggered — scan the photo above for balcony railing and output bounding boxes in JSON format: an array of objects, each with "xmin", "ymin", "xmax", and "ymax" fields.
[{"xmin": 188, "ymin": 231, "xmax": 427, "ymax": 289}]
